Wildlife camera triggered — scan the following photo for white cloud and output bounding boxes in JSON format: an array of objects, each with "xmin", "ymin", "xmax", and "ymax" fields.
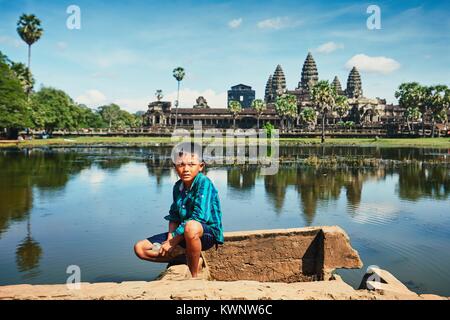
[
  {"xmin": 0, "ymin": 35, "xmax": 22, "ymax": 48},
  {"xmin": 228, "ymin": 18, "xmax": 242, "ymax": 29},
  {"xmin": 165, "ymin": 88, "xmax": 227, "ymax": 109},
  {"xmin": 257, "ymin": 17, "xmax": 301, "ymax": 30},
  {"xmin": 315, "ymin": 41, "xmax": 344, "ymax": 54},
  {"xmin": 76, "ymin": 89, "xmax": 108, "ymax": 107},
  {"xmin": 75, "ymin": 88, "xmax": 227, "ymax": 113},
  {"xmin": 56, "ymin": 41, "xmax": 68, "ymax": 51},
  {"xmin": 112, "ymin": 88, "xmax": 227, "ymax": 113},
  {"xmin": 114, "ymin": 97, "xmax": 150, "ymax": 113},
  {"xmin": 95, "ymin": 49, "xmax": 138, "ymax": 68},
  {"xmin": 79, "ymin": 169, "xmax": 106, "ymax": 192},
  {"xmin": 345, "ymin": 54, "xmax": 400, "ymax": 74}
]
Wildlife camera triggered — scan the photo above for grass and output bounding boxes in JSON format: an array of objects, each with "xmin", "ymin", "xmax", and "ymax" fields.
[
  {"xmin": 277, "ymin": 137, "xmax": 450, "ymax": 147},
  {"xmin": 1, "ymin": 136, "xmax": 449, "ymax": 149}
]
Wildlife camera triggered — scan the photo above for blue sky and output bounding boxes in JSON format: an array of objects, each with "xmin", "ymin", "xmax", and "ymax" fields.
[{"xmin": 0, "ymin": 0, "xmax": 449, "ymax": 112}]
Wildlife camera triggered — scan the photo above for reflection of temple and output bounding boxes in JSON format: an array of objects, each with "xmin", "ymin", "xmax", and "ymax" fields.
[
  {"xmin": 264, "ymin": 167, "xmax": 370, "ymax": 224},
  {"xmin": 144, "ymin": 52, "xmax": 405, "ymax": 130}
]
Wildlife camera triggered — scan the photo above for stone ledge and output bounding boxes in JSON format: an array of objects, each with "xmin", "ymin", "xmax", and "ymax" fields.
[{"xmin": 1, "ymin": 276, "xmax": 447, "ymax": 300}]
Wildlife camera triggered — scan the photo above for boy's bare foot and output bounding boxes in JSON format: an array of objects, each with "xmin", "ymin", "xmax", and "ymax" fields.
[
  {"xmin": 187, "ymin": 256, "xmax": 204, "ymax": 279},
  {"xmin": 198, "ymin": 256, "xmax": 204, "ymax": 274}
]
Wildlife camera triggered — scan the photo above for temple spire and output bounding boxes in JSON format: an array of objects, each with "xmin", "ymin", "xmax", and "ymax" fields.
[
  {"xmin": 271, "ymin": 64, "xmax": 286, "ymax": 101},
  {"xmin": 264, "ymin": 74, "xmax": 274, "ymax": 103},
  {"xmin": 346, "ymin": 67, "xmax": 363, "ymax": 98},
  {"xmin": 299, "ymin": 52, "xmax": 319, "ymax": 92},
  {"xmin": 332, "ymin": 76, "xmax": 344, "ymax": 95}
]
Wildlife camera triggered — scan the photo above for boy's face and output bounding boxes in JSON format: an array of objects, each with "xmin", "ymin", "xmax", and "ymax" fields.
[{"xmin": 174, "ymin": 152, "xmax": 204, "ymax": 185}]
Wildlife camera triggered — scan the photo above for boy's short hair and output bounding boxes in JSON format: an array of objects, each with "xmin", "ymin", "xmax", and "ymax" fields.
[{"xmin": 171, "ymin": 141, "xmax": 204, "ymax": 164}]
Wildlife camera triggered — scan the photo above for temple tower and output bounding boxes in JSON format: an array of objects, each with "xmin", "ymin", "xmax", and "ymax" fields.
[
  {"xmin": 332, "ymin": 76, "xmax": 344, "ymax": 96},
  {"xmin": 271, "ymin": 64, "xmax": 287, "ymax": 101},
  {"xmin": 345, "ymin": 67, "xmax": 363, "ymax": 98},
  {"xmin": 264, "ymin": 74, "xmax": 274, "ymax": 103},
  {"xmin": 298, "ymin": 52, "xmax": 319, "ymax": 93}
]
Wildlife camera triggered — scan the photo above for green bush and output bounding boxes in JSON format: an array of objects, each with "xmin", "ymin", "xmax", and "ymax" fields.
[{"xmin": 262, "ymin": 122, "xmax": 275, "ymax": 138}]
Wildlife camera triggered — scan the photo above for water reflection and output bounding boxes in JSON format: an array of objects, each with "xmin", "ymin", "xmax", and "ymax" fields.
[
  {"xmin": 264, "ymin": 167, "xmax": 379, "ymax": 223},
  {"xmin": 0, "ymin": 147, "xmax": 448, "ymax": 294},
  {"xmin": 1, "ymin": 148, "xmax": 448, "ymax": 236},
  {"xmin": 0, "ymin": 150, "xmax": 91, "ymax": 235},
  {"xmin": 397, "ymin": 164, "xmax": 450, "ymax": 201},
  {"xmin": 16, "ymin": 216, "xmax": 42, "ymax": 278}
]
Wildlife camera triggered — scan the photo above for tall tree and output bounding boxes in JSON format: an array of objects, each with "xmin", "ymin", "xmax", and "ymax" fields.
[
  {"xmin": 172, "ymin": 67, "xmax": 185, "ymax": 130},
  {"xmin": 228, "ymin": 100, "xmax": 242, "ymax": 129},
  {"xmin": 251, "ymin": 99, "xmax": 266, "ymax": 130},
  {"xmin": 427, "ymin": 85, "xmax": 449, "ymax": 138},
  {"xmin": 72, "ymin": 104, "xmax": 105, "ymax": 130},
  {"xmin": 300, "ymin": 107, "xmax": 317, "ymax": 130},
  {"xmin": 10, "ymin": 62, "xmax": 34, "ymax": 95},
  {"xmin": 395, "ymin": 82, "xmax": 427, "ymax": 136},
  {"xmin": 311, "ymin": 80, "xmax": 337, "ymax": 143},
  {"xmin": 30, "ymin": 87, "xmax": 76, "ymax": 134},
  {"xmin": 0, "ymin": 54, "xmax": 31, "ymax": 138},
  {"xmin": 99, "ymin": 104, "xmax": 121, "ymax": 130},
  {"xmin": 335, "ymin": 95, "xmax": 350, "ymax": 123},
  {"xmin": 403, "ymin": 106, "xmax": 422, "ymax": 132},
  {"xmin": 16, "ymin": 14, "xmax": 43, "ymax": 71},
  {"xmin": 275, "ymin": 94, "xmax": 297, "ymax": 132}
]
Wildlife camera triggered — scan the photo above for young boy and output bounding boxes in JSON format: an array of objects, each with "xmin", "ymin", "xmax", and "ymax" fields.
[{"xmin": 134, "ymin": 142, "xmax": 224, "ymax": 277}]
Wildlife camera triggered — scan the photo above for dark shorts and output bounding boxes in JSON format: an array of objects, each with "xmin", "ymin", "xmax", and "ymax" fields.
[{"xmin": 146, "ymin": 222, "xmax": 217, "ymax": 251}]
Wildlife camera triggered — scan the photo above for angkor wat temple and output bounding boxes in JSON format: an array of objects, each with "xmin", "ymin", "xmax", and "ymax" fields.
[{"xmin": 144, "ymin": 52, "xmax": 404, "ymax": 130}]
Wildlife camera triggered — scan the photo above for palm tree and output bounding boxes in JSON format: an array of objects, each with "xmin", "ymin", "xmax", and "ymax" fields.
[
  {"xmin": 251, "ymin": 99, "xmax": 266, "ymax": 130},
  {"xmin": 99, "ymin": 103, "xmax": 121, "ymax": 131},
  {"xmin": 300, "ymin": 107, "xmax": 317, "ymax": 130},
  {"xmin": 228, "ymin": 101, "xmax": 242, "ymax": 129},
  {"xmin": 335, "ymin": 95, "xmax": 350, "ymax": 123},
  {"xmin": 275, "ymin": 94, "xmax": 297, "ymax": 132},
  {"xmin": 311, "ymin": 80, "xmax": 337, "ymax": 143},
  {"xmin": 395, "ymin": 82, "xmax": 426, "ymax": 136},
  {"xmin": 404, "ymin": 106, "xmax": 422, "ymax": 132},
  {"xmin": 17, "ymin": 14, "xmax": 43, "ymax": 71},
  {"xmin": 286, "ymin": 96, "xmax": 298, "ymax": 131},
  {"xmin": 427, "ymin": 85, "xmax": 449, "ymax": 137},
  {"xmin": 172, "ymin": 67, "xmax": 185, "ymax": 129}
]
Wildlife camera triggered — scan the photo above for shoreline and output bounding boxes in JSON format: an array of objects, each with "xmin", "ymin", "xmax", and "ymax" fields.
[
  {"xmin": 0, "ymin": 277, "xmax": 447, "ymax": 300},
  {"xmin": 1, "ymin": 137, "xmax": 450, "ymax": 149}
]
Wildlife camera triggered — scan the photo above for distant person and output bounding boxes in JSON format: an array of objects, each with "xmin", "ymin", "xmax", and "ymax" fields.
[{"xmin": 134, "ymin": 142, "xmax": 224, "ymax": 278}]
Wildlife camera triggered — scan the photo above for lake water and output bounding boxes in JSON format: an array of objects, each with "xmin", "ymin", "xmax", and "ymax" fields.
[{"xmin": 0, "ymin": 146, "xmax": 449, "ymax": 296}]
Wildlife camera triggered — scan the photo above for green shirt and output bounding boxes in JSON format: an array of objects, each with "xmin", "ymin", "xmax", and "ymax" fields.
[{"xmin": 164, "ymin": 172, "xmax": 224, "ymax": 244}]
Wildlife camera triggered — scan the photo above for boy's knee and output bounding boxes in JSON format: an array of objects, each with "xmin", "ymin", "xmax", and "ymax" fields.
[
  {"xmin": 184, "ymin": 221, "xmax": 202, "ymax": 239},
  {"xmin": 133, "ymin": 240, "xmax": 146, "ymax": 259}
]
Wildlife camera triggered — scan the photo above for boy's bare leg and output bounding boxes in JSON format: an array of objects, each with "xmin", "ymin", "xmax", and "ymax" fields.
[
  {"xmin": 134, "ymin": 239, "xmax": 166, "ymax": 262},
  {"xmin": 184, "ymin": 221, "xmax": 204, "ymax": 277}
]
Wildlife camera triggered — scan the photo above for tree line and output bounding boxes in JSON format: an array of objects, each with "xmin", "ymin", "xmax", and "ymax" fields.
[
  {"xmin": 228, "ymin": 80, "xmax": 352, "ymax": 143},
  {"xmin": 0, "ymin": 51, "xmax": 143, "ymax": 138},
  {"xmin": 395, "ymin": 82, "xmax": 449, "ymax": 137},
  {"xmin": 228, "ymin": 80, "xmax": 448, "ymax": 142}
]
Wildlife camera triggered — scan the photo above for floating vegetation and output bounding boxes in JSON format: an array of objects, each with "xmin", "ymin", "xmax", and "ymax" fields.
[{"xmin": 298, "ymin": 155, "xmax": 449, "ymax": 169}]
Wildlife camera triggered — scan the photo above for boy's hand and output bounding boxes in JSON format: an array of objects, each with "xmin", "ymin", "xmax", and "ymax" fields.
[{"xmin": 159, "ymin": 241, "xmax": 174, "ymax": 257}]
